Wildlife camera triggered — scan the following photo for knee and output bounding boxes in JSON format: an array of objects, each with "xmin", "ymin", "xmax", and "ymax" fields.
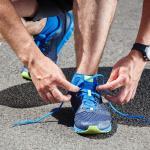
[{"xmin": 12, "ymin": 0, "xmax": 38, "ymax": 17}]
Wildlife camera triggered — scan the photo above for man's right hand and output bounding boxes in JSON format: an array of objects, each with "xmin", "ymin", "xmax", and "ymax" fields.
[{"xmin": 28, "ymin": 55, "xmax": 80, "ymax": 103}]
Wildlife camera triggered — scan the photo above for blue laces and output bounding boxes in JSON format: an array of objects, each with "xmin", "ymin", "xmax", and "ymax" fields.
[
  {"xmin": 13, "ymin": 103, "xmax": 63, "ymax": 127},
  {"xmin": 13, "ymin": 74, "xmax": 150, "ymax": 127},
  {"xmin": 78, "ymin": 89, "xmax": 100, "ymax": 109},
  {"xmin": 75, "ymin": 74, "xmax": 103, "ymax": 110}
]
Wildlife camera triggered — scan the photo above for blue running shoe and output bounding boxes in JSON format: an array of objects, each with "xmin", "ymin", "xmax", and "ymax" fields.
[
  {"xmin": 71, "ymin": 73, "xmax": 112, "ymax": 134},
  {"xmin": 21, "ymin": 11, "xmax": 74, "ymax": 80}
]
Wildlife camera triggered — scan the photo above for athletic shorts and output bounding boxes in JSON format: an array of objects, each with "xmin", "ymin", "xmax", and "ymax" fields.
[{"xmin": 25, "ymin": 0, "xmax": 73, "ymax": 21}]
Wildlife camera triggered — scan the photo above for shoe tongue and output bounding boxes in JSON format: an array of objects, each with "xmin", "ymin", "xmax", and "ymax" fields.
[
  {"xmin": 71, "ymin": 74, "xmax": 97, "ymax": 90},
  {"xmin": 83, "ymin": 75, "xmax": 96, "ymax": 90}
]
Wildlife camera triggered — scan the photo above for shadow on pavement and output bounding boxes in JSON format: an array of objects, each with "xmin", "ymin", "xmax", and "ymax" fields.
[
  {"xmin": 0, "ymin": 67, "xmax": 149, "ymax": 132},
  {"xmin": 0, "ymin": 82, "xmax": 45, "ymax": 108}
]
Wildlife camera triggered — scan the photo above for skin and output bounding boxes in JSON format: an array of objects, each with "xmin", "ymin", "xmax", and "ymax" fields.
[
  {"xmin": 97, "ymin": 0, "xmax": 150, "ymax": 105},
  {"xmin": 0, "ymin": 18, "xmax": 46, "ymax": 41},
  {"xmin": 0, "ymin": 0, "xmax": 79, "ymax": 103},
  {"xmin": 0, "ymin": 0, "xmax": 46, "ymax": 41},
  {"xmin": 73, "ymin": 0, "xmax": 117, "ymax": 75},
  {"xmin": 0, "ymin": 0, "xmax": 117, "ymax": 103},
  {"xmin": 0, "ymin": 0, "xmax": 149, "ymax": 105}
]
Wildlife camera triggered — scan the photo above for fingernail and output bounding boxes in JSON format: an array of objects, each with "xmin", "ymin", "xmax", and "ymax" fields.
[{"xmin": 75, "ymin": 86, "xmax": 80, "ymax": 90}]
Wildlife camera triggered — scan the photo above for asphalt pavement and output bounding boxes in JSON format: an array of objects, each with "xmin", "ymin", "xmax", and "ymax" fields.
[{"xmin": 0, "ymin": 0, "xmax": 150, "ymax": 150}]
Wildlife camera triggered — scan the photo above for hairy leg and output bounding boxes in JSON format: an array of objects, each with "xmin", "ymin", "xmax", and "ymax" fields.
[{"xmin": 73, "ymin": 0, "xmax": 117, "ymax": 75}]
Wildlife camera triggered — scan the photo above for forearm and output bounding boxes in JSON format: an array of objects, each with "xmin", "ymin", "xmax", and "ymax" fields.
[
  {"xmin": 136, "ymin": 0, "xmax": 150, "ymax": 44},
  {"xmin": 128, "ymin": 0, "xmax": 150, "ymax": 66},
  {"xmin": 0, "ymin": 0, "xmax": 42, "ymax": 67}
]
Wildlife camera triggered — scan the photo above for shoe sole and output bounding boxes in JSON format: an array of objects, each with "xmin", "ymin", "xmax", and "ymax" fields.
[
  {"xmin": 74, "ymin": 124, "xmax": 112, "ymax": 134},
  {"xmin": 21, "ymin": 11, "xmax": 74, "ymax": 81},
  {"xmin": 21, "ymin": 69, "xmax": 31, "ymax": 80}
]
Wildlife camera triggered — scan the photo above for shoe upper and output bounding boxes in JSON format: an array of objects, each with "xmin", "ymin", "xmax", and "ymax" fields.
[
  {"xmin": 71, "ymin": 73, "xmax": 112, "ymax": 130},
  {"xmin": 34, "ymin": 15, "xmax": 64, "ymax": 62},
  {"xmin": 34, "ymin": 11, "xmax": 73, "ymax": 63}
]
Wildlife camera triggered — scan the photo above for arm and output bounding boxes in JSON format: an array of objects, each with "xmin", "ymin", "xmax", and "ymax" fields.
[
  {"xmin": 0, "ymin": 0, "xmax": 40, "ymax": 66},
  {"xmin": 136, "ymin": 0, "xmax": 150, "ymax": 45},
  {"xmin": 97, "ymin": 0, "xmax": 150, "ymax": 104},
  {"xmin": 0, "ymin": 0, "xmax": 79, "ymax": 103}
]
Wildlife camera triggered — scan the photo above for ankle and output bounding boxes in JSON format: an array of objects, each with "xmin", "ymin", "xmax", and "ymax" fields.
[
  {"xmin": 76, "ymin": 60, "xmax": 98, "ymax": 75},
  {"xmin": 76, "ymin": 68, "xmax": 98, "ymax": 76},
  {"xmin": 38, "ymin": 18, "xmax": 47, "ymax": 33},
  {"xmin": 24, "ymin": 18, "xmax": 47, "ymax": 35}
]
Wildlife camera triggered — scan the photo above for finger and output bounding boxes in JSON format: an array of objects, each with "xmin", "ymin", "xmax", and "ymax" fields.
[
  {"xmin": 131, "ymin": 88, "xmax": 136, "ymax": 99},
  {"xmin": 50, "ymin": 88, "xmax": 71, "ymax": 102},
  {"xmin": 38, "ymin": 92, "xmax": 49, "ymax": 103},
  {"xmin": 124, "ymin": 90, "xmax": 133, "ymax": 103},
  {"xmin": 104, "ymin": 95, "xmax": 119, "ymax": 104},
  {"xmin": 46, "ymin": 92, "xmax": 55, "ymax": 103},
  {"xmin": 97, "ymin": 76, "xmax": 126, "ymax": 91},
  {"xmin": 57, "ymin": 78, "xmax": 80, "ymax": 92},
  {"xmin": 131, "ymin": 84, "xmax": 138, "ymax": 99},
  {"xmin": 107, "ymin": 68, "xmax": 119, "ymax": 83},
  {"xmin": 105, "ymin": 87, "xmax": 129, "ymax": 105},
  {"xmin": 37, "ymin": 84, "xmax": 50, "ymax": 103}
]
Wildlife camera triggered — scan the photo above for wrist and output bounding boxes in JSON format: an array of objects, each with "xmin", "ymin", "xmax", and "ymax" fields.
[
  {"xmin": 18, "ymin": 41, "xmax": 44, "ymax": 68},
  {"xmin": 128, "ymin": 50, "xmax": 147, "ymax": 66}
]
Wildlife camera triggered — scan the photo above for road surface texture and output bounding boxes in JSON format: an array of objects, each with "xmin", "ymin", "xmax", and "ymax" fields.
[{"xmin": 0, "ymin": 0, "xmax": 150, "ymax": 150}]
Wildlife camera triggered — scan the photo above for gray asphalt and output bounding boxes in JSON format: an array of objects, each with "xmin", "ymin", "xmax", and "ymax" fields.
[{"xmin": 0, "ymin": 0, "xmax": 150, "ymax": 150}]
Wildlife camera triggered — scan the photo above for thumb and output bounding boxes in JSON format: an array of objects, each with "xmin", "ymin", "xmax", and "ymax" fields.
[
  {"xmin": 96, "ymin": 67, "xmax": 119, "ymax": 91},
  {"xmin": 59, "ymin": 78, "xmax": 80, "ymax": 92}
]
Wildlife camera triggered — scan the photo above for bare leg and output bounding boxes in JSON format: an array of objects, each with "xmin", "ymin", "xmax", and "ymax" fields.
[
  {"xmin": 21, "ymin": 18, "xmax": 46, "ymax": 35},
  {"xmin": 0, "ymin": 0, "xmax": 46, "ymax": 41},
  {"xmin": 11, "ymin": 0, "xmax": 38, "ymax": 18},
  {"xmin": 73, "ymin": 0, "xmax": 117, "ymax": 75}
]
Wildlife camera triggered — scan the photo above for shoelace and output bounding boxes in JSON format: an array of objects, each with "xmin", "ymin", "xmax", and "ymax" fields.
[
  {"xmin": 13, "ymin": 74, "xmax": 150, "ymax": 127},
  {"xmin": 79, "ymin": 89, "xmax": 100, "ymax": 109},
  {"xmin": 75, "ymin": 74, "xmax": 102, "ymax": 109}
]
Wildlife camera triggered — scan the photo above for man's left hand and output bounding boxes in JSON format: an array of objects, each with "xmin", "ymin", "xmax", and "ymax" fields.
[{"xmin": 97, "ymin": 50, "xmax": 146, "ymax": 105}]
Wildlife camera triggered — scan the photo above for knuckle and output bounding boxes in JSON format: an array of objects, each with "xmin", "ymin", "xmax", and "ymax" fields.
[
  {"xmin": 54, "ymin": 95, "xmax": 61, "ymax": 100},
  {"xmin": 43, "ymin": 82, "xmax": 50, "ymax": 89},
  {"xmin": 120, "ymin": 98, "xmax": 124, "ymax": 102},
  {"xmin": 64, "ymin": 96, "xmax": 70, "ymax": 101},
  {"xmin": 123, "ymin": 77, "xmax": 129, "ymax": 84},
  {"xmin": 109, "ymin": 86, "xmax": 115, "ymax": 91},
  {"xmin": 117, "ymin": 98, "xmax": 124, "ymax": 104},
  {"xmin": 116, "ymin": 101, "xmax": 122, "ymax": 105},
  {"xmin": 49, "ymin": 74, "xmax": 57, "ymax": 82},
  {"xmin": 47, "ymin": 94, "xmax": 52, "ymax": 100},
  {"xmin": 37, "ymin": 85, "xmax": 44, "ymax": 92},
  {"xmin": 117, "ymin": 99, "xmax": 124, "ymax": 105}
]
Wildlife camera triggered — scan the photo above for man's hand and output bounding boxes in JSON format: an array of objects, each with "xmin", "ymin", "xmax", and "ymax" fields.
[
  {"xmin": 97, "ymin": 50, "xmax": 146, "ymax": 105},
  {"xmin": 29, "ymin": 55, "xmax": 80, "ymax": 103}
]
